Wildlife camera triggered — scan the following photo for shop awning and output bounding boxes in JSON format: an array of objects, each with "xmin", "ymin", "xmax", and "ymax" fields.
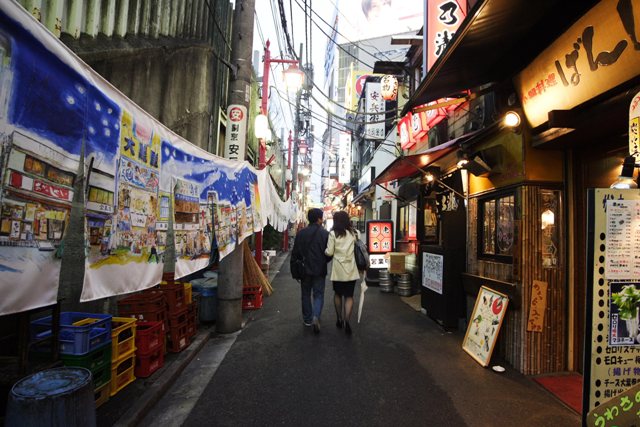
[
  {"xmin": 352, "ymin": 184, "xmax": 375, "ymax": 204},
  {"xmin": 375, "ymin": 128, "xmax": 493, "ymax": 184},
  {"xmin": 375, "ymin": 139, "xmax": 455, "ymax": 185},
  {"xmin": 402, "ymin": 0, "xmax": 598, "ymax": 115}
]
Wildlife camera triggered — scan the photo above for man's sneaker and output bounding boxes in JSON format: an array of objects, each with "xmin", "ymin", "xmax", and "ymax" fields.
[
  {"xmin": 303, "ymin": 321, "xmax": 312, "ymax": 327},
  {"xmin": 312, "ymin": 318, "xmax": 320, "ymax": 334}
]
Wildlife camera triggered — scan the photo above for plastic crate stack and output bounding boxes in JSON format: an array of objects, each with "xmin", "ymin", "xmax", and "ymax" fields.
[
  {"xmin": 134, "ymin": 320, "xmax": 165, "ymax": 377},
  {"xmin": 159, "ymin": 281, "xmax": 191, "ymax": 352},
  {"xmin": 183, "ymin": 282, "xmax": 198, "ymax": 339},
  {"xmin": 242, "ymin": 285, "xmax": 263, "ymax": 310},
  {"xmin": 109, "ymin": 317, "xmax": 137, "ymax": 397},
  {"xmin": 30, "ymin": 312, "xmax": 113, "ymax": 408},
  {"xmin": 117, "ymin": 289, "xmax": 168, "ymax": 330}
]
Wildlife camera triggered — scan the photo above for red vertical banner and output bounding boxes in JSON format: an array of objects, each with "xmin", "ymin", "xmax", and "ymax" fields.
[{"xmin": 426, "ymin": 0, "xmax": 467, "ymax": 72}]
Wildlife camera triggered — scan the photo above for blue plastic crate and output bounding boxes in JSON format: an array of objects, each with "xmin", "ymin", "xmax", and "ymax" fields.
[{"xmin": 31, "ymin": 312, "xmax": 113, "ymax": 356}]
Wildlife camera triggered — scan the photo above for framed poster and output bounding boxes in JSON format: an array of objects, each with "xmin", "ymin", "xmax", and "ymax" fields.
[{"xmin": 462, "ymin": 286, "xmax": 509, "ymax": 367}]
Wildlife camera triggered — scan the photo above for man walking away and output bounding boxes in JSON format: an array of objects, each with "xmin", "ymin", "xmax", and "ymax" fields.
[{"xmin": 291, "ymin": 208, "xmax": 329, "ymax": 334}]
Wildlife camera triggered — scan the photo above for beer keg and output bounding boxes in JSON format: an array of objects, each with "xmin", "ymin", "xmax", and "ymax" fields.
[
  {"xmin": 396, "ymin": 273, "xmax": 412, "ymax": 296},
  {"xmin": 378, "ymin": 269, "xmax": 393, "ymax": 293}
]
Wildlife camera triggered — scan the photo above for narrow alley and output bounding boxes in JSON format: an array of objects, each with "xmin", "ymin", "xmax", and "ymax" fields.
[{"xmin": 100, "ymin": 254, "xmax": 580, "ymax": 427}]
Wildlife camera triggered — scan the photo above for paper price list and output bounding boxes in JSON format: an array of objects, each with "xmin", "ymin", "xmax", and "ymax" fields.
[{"xmin": 606, "ymin": 200, "xmax": 640, "ymax": 280}]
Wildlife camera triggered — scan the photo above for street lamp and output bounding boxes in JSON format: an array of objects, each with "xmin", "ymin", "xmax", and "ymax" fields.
[{"xmin": 256, "ymin": 40, "xmax": 303, "ymax": 266}]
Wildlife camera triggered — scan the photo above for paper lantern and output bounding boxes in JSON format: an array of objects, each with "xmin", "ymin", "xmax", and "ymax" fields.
[{"xmin": 381, "ymin": 75, "xmax": 398, "ymax": 101}]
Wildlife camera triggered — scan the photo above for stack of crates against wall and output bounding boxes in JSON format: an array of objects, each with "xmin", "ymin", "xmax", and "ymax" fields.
[
  {"xmin": 160, "ymin": 280, "xmax": 190, "ymax": 352},
  {"xmin": 242, "ymin": 285, "xmax": 263, "ymax": 310},
  {"xmin": 134, "ymin": 320, "xmax": 165, "ymax": 378},
  {"xmin": 109, "ymin": 317, "xmax": 137, "ymax": 397},
  {"xmin": 30, "ymin": 312, "xmax": 113, "ymax": 407},
  {"xmin": 117, "ymin": 289, "xmax": 168, "ymax": 332}
]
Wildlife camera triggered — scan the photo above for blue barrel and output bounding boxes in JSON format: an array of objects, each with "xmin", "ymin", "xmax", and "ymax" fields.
[
  {"xmin": 199, "ymin": 284, "xmax": 218, "ymax": 323},
  {"xmin": 5, "ymin": 367, "xmax": 95, "ymax": 427}
]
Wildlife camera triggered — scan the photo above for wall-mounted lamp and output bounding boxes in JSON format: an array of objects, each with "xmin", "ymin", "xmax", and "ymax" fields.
[
  {"xmin": 424, "ymin": 172, "xmax": 435, "ymax": 183},
  {"xmin": 456, "ymin": 150, "xmax": 492, "ymax": 177},
  {"xmin": 456, "ymin": 151, "xmax": 469, "ymax": 169},
  {"xmin": 504, "ymin": 111, "xmax": 521, "ymax": 128},
  {"xmin": 541, "ymin": 209, "xmax": 555, "ymax": 230},
  {"xmin": 610, "ymin": 156, "xmax": 638, "ymax": 189}
]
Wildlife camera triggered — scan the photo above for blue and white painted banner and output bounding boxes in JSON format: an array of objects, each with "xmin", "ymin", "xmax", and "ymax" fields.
[{"xmin": 0, "ymin": 2, "xmax": 290, "ymax": 313}]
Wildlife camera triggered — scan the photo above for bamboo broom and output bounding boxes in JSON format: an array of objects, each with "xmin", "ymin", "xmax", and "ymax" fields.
[{"xmin": 242, "ymin": 241, "xmax": 273, "ymax": 296}]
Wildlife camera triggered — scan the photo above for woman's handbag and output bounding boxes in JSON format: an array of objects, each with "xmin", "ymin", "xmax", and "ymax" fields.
[{"xmin": 354, "ymin": 237, "xmax": 369, "ymax": 271}]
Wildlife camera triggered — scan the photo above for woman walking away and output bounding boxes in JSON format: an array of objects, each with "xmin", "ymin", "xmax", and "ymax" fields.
[{"xmin": 325, "ymin": 211, "xmax": 362, "ymax": 335}]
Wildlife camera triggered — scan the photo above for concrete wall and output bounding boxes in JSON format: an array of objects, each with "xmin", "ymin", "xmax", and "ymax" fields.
[{"xmin": 85, "ymin": 44, "xmax": 215, "ymax": 152}]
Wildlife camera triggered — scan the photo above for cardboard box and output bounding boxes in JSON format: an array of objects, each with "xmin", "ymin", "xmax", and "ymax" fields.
[{"xmin": 388, "ymin": 252, "xmax": 406, "ymax": 274}]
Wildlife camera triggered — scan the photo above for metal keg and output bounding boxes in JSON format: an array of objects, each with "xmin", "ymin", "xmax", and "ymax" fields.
[
  {"xmin": 378, "ymin": 269, "xmax": 393, "ymax": 293},
  {"xmin": 396, "ymin": 273, "xmax": 412, "ymax": 297}
]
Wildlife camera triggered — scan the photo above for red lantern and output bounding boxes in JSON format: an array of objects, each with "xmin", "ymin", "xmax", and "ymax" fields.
[{"xmin": 381, "ymin": 75, "xmax": 398, "ymax": 101}]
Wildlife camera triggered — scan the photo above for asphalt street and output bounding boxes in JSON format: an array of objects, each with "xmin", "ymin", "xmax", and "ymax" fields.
[{"xmin": 125, "ymin": 254, "xmax": 581, "ymax": 427}]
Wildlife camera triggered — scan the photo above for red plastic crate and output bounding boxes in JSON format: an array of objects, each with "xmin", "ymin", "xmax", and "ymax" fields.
[
  {"xmin": 159, "ymin": 281, "xmax": 186, "ymax": 313},
  {"xmin": 135, "ymin": 345, "xmax": 164, "ymax": 378},
  {"xmin": 186, "ymin": 303, "xmax": 197, "ymax": 338},
  {"xmin": 117, "ymin": 291, "xmax": 165, "ymax": 313},
  {"xmin": 242, "ymin": 286, "xmax": 263, "ymax": 310},
  {"xmin": 135, "ymin": 321, "xmax": 164, "ymax": 355},
  {"xmin": 119, "ymin": 306, "xmax": 167, "ymax": 331},
  {"xmin": 167, "ymin": 306, "xmax": 189, "ymax": 329},
  {"xmin": 167, "ymin": 322, "xmax": 189, "ymax": 353}
]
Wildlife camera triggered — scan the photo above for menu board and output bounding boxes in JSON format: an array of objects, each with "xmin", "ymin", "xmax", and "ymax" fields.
[
  {"xmin": 606, "ymin": 199, "xmax": 640, "ymax": 279},
  {"xmin": 422, "ymin": 252, "xmax": 443, "ymax": 294},
  {"xmin": 462, "ymin": 286, "xmax": 509, "ymax": 367},
  {"xmin": 585, "ymin": 189, "xmax": 640, "ymax": 415}
]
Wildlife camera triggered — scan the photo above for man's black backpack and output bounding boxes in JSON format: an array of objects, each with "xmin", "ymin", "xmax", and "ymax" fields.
[{"xmin": 290, "ymin": 226, "xmax": 320, "ymax": 281}]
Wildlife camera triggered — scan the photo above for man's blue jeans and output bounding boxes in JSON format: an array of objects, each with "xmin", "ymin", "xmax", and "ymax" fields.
[{"xmin": 301, "ymin": 275, "xmax": 326, "ymax": 323}]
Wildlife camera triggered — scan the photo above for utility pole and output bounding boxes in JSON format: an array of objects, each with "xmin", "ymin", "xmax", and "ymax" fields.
[{"xmin": 218, "ymin": 0, "xmax": 255, "ymax": 334}]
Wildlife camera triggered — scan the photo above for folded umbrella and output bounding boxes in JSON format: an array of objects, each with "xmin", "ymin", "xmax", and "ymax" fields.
[{"xmin": 357, "ymin": 278, "xmax": 368, "ymax": 323}]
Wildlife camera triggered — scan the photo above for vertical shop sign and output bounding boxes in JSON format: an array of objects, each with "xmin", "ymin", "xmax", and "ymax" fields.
[
  {"xmin": 426, "ymin": 0, "xmax": 467, "ymax": 71},
  {"xmin": 398, "ymin": 113, "xmax": 414, "ymax": 149},
  {"xmin": 527, "ymin": 280, "xmax": 547, "ymax": 332},
  {"xmin": 224, "ymin": 105, "xmax": 247, "ymax": 161},
  {"xmin": 367, "ymin": 220, "xmax": 393, "ymax": 269},
  {"xmin": 365, "ymin": 82, "xmax": 385, "ymax": 140},
  {"xmin": 338, "ymin": 132, "xmax": 351, "ymax": 184}
]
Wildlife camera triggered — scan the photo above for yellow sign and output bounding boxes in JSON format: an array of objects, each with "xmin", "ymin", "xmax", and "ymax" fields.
[
  {"xmin": 527, "ymin": 280, "xmax": 547, "ymax": 332},
  {"xmin": 119, "ymin": 110, "xmax": 161, "ymax": 170},
  {"xmin": 515, "ymin": 0, "xmax": 640, "ymax": 128},
  {"xmin": 345, "ymin": 69, "xmax": 382, "ymax": 111}
]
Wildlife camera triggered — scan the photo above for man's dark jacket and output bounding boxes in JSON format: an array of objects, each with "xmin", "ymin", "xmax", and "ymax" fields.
[{"xmin": 291, "ymin": 223, "xmax": 329, "ymax": 277}]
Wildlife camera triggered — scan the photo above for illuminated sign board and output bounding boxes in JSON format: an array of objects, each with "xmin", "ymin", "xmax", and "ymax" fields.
[{"xmin": 367, "ymin": 220, "xmax": 394, "ymax": 254}]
